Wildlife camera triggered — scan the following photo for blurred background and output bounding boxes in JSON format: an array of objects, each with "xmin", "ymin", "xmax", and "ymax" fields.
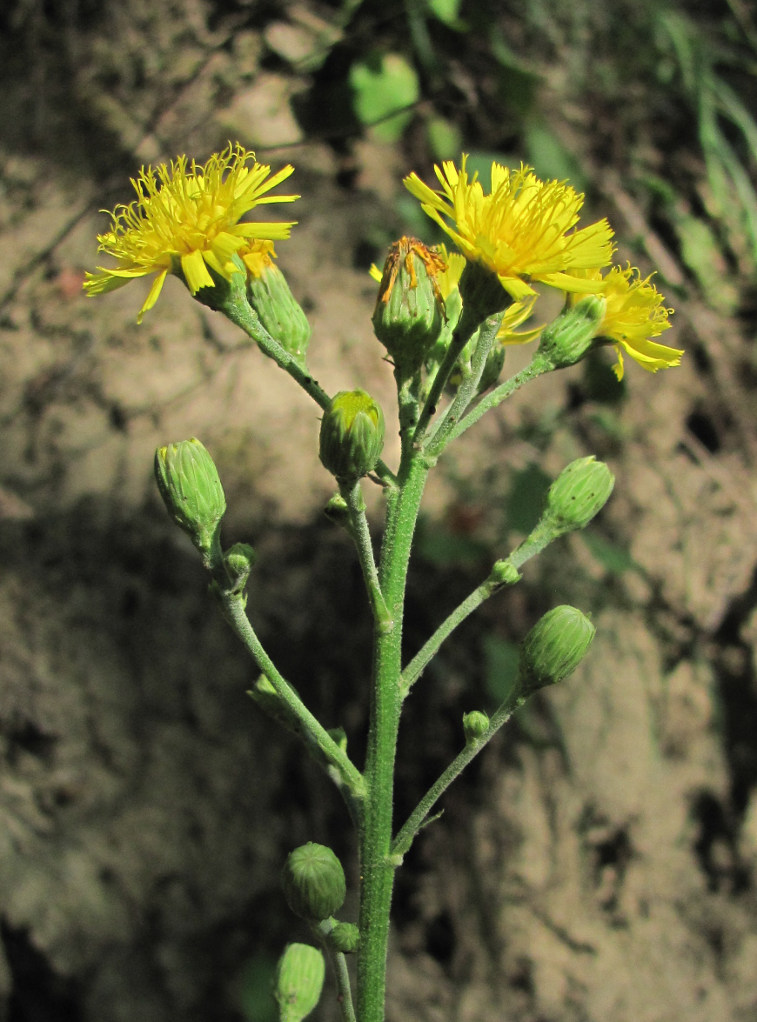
[{"xmin": 1, "ymin": 0, "xmax": 756, "ymax": 1019}]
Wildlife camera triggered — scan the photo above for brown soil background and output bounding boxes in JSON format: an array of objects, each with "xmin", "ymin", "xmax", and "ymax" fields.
[{"xmin": 1, "ymin": 1, "xmax": 756, "ymax": 1020}]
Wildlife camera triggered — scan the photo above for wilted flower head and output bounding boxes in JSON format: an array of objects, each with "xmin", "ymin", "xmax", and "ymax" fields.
[{"xmin": 84, "ymin": 143, "xmax": 298, "ymax": 321}]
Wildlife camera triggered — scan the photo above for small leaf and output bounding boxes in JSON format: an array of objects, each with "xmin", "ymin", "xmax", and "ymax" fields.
[
  {"xmin": 349, "ymin": 52, "xmax": 420, "ymax": 142},
  {"xmin": 427, "ymin": 0, "xmax": 463, "ymax": 26}
]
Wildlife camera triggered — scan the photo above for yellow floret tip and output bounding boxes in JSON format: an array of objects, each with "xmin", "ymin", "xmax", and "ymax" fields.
[
  {"xmin": 83, "ymin": 143, "xmax": 299, "ymax": 321},
  {"xmin": 403, "ymin": 155, "xmax": 615, "ymax": 300}
]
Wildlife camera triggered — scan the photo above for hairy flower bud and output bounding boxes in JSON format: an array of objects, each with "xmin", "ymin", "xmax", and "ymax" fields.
[
  {"xmin": 537, "ymin": 295, "xmax": 606, "ymax": 370},
  {"xmin": 518, "ymin": 605, "xmax": 595, "ymax": 696},
  {"xmin": 244, "ymin": 241, "xmax": 311, "ymax": 365},
  {"xmin": 224, "ymin": 541, "xmax": 256, "ymax": 593},
  {"xmin": 154, "ymin": 438, "xmax": 226, "ymax": 557},
  {"xmin": 282, "ymin": 843, "xmax": 346, "ymax": 921},
  {"xmin": 319, "ymin": 390, "xmax": 385, "ymax": 481},
  {"xmin": 462, "ymin": 710, "xmax": 490, "ymax": 744},
  {"xmin": 274, "ymin": 943, "xmax": 325, "ymax": 1022},
  {"xmin": 328, "ymin": 922, "xmax": 360, "ymax": 954},
  {"xmin": 372, "ymin": 236, "xmax": 445, "ymax": 373},
  {"xmin": 544, "ymin": 456, "xmax": 615, "ymax": 534}
]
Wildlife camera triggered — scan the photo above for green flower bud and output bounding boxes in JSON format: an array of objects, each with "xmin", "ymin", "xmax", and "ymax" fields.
[
  {"xmin": 282, "ymin": 843, "xmax": 346, "ymax": 921},
  {"xmin": 323, "ymin": 493, "xmax": 350, "ymax": 528},
  {"xmin": 462, "ymin": 710, "xmax": 490, "ymax": 744},
  {"xmin": 489, "ymin": 559, "xmax": 522, "ymax": 586},
  {"xmin": 224, "ymin": 542, "xmax": 256, "ymax": 592},
  {"xmin": 319, "ymin": 390, "xmax": 385, "ymax": 482},
  {"xmin": 372, "ymin": 237, "xmax": 445, "ymax": 374},
  {"xmin": 328, "ymin": 922, "xmax": 359, "ymax": 954},
  {"xmin": 154, "ymin": 438, "xmax": 226, "ymax": 557},
  {"xmin": 274, "ymin": 943, "xmax": 325, "ymax": 1022},
  {"xmin": 536, "ymin": 295, "xmax": 606, "ymax": 370},
  {"xmin": 518, "ymin": 605, "xmax": 595, "ymax": 696},
  {"xmin": 544, "ymin": 456, "xmax": 615, "ymax": 534},
  {"xmin": 246, "ymin": 248, "xmax": 311, "ymax": 366}
]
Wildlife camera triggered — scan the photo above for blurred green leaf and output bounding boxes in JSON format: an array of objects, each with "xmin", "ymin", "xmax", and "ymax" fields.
[
  {"xmin": 524, "ymin": 120, "xmax": 586, "ymax": 190},
  {"xmin": 505, "ymin": 463, "xmax": 552, "ymax": 535},
  {"xmin": 483, "ymin": 634, "xmax": 520, "ymax": 702},
  {"xmin": 233, "ymin": 953, "xmax": 278, "ymax": 1022},
  {"xmin": 415, "ymin": 514, "xmax": 488, "ymax": 566},
  {"xmin": 426, "ymin": 114, "xmax": 464, "ymax": 162},
  {"xmin": 349, "ymin": 51, "xmax": 420, "ymax": 142},
  {"xmin": 580, "ymin": 531, "xmax": 637, "ymax": 575},
  {"xmin": 426, "ymin": 0, "xmax": 463, "ymax": 27},
  {"xmin": 672, "ymin": 211, "xmax": 738, "ymax": 314}
]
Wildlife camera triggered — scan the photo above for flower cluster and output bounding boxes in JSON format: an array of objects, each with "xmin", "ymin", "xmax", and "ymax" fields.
[
  {"xmin": 84, "ymin": 143, "xmax": 298, "ymax": 321},
  {"xmin": 403, "ymin": 155, "xmax": 681, "ymax": 376},
  {"xmin": 84, "ymin": 143, "xmax": 681, "ymax": 378}
]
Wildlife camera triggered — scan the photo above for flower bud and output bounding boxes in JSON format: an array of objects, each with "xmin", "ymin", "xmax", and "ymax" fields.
[
  {"xmin": 224, "ymin": 542, "xmax": 256, "ymax": 591},
  {"xmin": 462, "ymin": 710, "xmax": 490, "ymax": 744},
  {"xmin": 243, "ymin": 241, "xmax": 311, "ymax": 365},
  {"xmin": 274, "ymin": 943, "xmax": 325, "ymax": 1022},
  {"xmin": 328, "ymin": 922, "xmax": 359, "ymax": 954},
  {"xmin": 518, "ymin": 605, "xmax": 595, "ymax": 696},
  {"xmin": 544, "ymin": 456, "xmax": 615, "ymax": 534},
  {"xmin": 372, "ymin": 237, "xmax": 445, "ymax": 373},
  {"xmin": 323, "ymin": 493, "xmax": 350, "ymax": 528},
  {"xmin": 319, "ymin": 390, "xmax": 385, "ymax": 481},
  {"xmin": 537, "ymin": 295, "xmax": 606, "ymax": 369},
  {"xmin": 154, "ymin": 438, "xmax": 226, "ymax": 557},
  {"xmin": 282, "ymin": 843, "xmax": 346, "ymax": 921},
  {"xmin": 488, "ymin": 559, "xmax": 522, "ymax": 586}
]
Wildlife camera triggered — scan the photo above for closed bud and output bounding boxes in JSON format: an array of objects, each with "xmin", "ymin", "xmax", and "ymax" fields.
[
  {"xmin": 323, "ymin": 493, "xmax": 350, "ymax": 528},
  {"xmin": 518, "ymin": 605, "xmax": 595, "ymax": 696},
  {"xmin": 462, "ymin": 710, "xmax": 490, "ymax": 744},
  {"xmin": 544, "ymin": 456, "xmax": 615, "ymax": 534},
  {"xmin": 489, "ymin": 559, "xmax": 522, "ymax": 586},
  {"xmin": 319, "ymin": 390, "xmax": 385, "ymax": 482},
  {"xmin": 224, "ymin": 542, "xmax": 256, "ymax": 591},
  {"xmin": 372, "ymin": 237, "xmax": 445, "ymax": 374},
  {"xmin": 154, "ymin": 438, "xmax": 226, "ymax": 557},
  {"xmin": 243, "ymin": 241, "xmax": 311, "ymax": 365},
  {"xmin": 274, "ymin": 943, "xmax": 325, "ymax": 1022},
  {"xmin": 328, "ymin": 922, "xmax": 359, "ymax": 954},
  {"xmin": 282, "ymin": 843, "xmax": 346, "ymax": 921},
  {"xmin": 537, "ymin": 295, "xmax": 606, "ymax": 370}
]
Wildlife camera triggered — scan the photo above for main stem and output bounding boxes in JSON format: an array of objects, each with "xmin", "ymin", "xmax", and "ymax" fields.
[{"xmin": 356, "ymin": 454, "xmax": 429, "ymax": 1022}]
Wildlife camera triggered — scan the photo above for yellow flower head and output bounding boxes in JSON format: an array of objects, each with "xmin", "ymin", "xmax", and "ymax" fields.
[
  {"xmin": 583, "ymin": 264, "xmax": 681, "ymax": 379},
  {"xmin": 83, "ymin": 143, "xmax": 298, "ymax": 321},
  {"xmin": 403, "ymin": 155, "xmax": 615, "ymax": 301}
]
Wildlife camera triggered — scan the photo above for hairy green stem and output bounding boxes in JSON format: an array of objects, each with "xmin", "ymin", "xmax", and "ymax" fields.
[
  {"xmin": 217, "ymin": 588, "xmax": 365, "ymax": 799},
  {"xmin": 424, "ymin": 312, "xmax": 503, "ymax": 454},
  {"xmin": 391, "ymin": 686, "xmax": 526, "ymax": 860},
  {"xmin": 427, "ymin": 351, "xmax": 553, "ymax": 458},
  {"xmin": 314, "ymin": 920, "xmax": 357, "ymax": 1022},
  {"xmin": 400, "ymin": 569, "xmax": 509, "ymax": 698},
  {"xmin": 357, "ymin": 454, "xmax": 429, "ymax": 1022},
  {"xmin": 341, "ymin": 481, "xmax": 393, "ymax": 634}
]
